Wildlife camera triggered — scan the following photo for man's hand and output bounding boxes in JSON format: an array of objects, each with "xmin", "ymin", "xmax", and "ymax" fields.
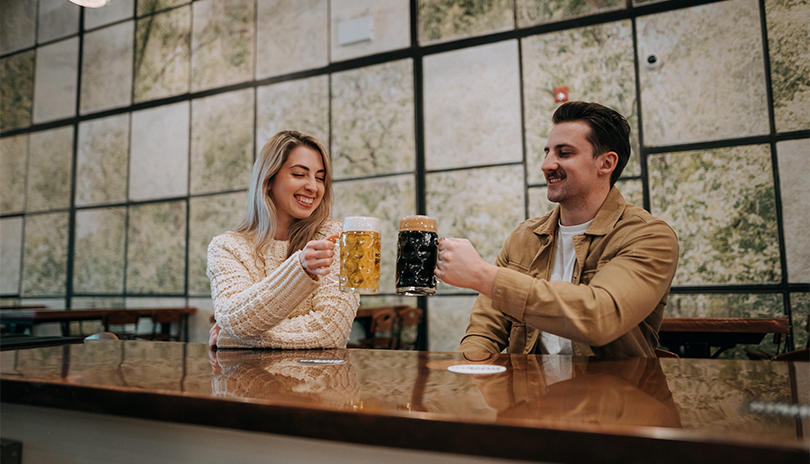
[{"xmin": 435, "ymin": 238, "xmax": 498, "ymax": 298}]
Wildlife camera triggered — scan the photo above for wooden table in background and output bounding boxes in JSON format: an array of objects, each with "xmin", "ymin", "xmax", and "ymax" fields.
[
  {"xmin": 0, "ymin": 307, "xmax": 197, "ymax": 341},
  {"xmin": 659, "ymin": 317, "xmax": 791, "ymax": 358}
]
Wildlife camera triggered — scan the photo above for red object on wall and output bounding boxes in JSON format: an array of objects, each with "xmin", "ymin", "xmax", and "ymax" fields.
[{"xmin": 553, "ymin": 86, "xmax": 569, "ymax": 103}]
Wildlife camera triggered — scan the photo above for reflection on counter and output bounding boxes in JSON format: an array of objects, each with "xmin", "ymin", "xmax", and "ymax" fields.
[
  {"xmin": 0, "ymin": 340, "xmax": 806, "ymax": 448},
  {"xmin": 462, "ymin": 355, "xmax": 682, "ymax": 429},
  {"xmin": 210, "ymin": 348, "xmax": 359, "ymax": 407}
]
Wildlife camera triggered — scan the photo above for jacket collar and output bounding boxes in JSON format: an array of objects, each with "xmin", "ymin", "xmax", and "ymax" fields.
[{"xmin": 533, "ymin": 187, "xmax": 626, "ymax": 238}]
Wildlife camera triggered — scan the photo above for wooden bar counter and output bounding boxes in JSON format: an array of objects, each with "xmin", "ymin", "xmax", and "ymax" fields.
[{"xmin": 1, "ymin": 340, "xmax": 808, "ymax": 464}]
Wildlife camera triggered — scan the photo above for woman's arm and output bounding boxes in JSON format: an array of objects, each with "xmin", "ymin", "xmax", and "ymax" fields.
[
  {"xmin": 207, "ymin": 233, "xmax": 320, "ymax": 339},
  {"xmin": 215, "ymin": 236, "xmax": 360, "ymax": 349}
]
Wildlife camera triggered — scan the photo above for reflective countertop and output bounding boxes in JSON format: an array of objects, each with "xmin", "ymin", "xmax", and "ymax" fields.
[{"xmin": 1, "ymin": 340, "xmax": 808, "ymax": 463}]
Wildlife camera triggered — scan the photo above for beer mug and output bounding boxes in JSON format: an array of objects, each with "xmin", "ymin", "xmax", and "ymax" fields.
[
  {"xmin": 395, "ymin": 215, "xmax": 438, "ymax": 296},
  {"xmin": 339, "ymin": 217, "xmax": 381, "ymax": 294}
]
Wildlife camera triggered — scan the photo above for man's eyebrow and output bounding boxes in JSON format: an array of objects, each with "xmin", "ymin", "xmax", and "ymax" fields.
[{"xmin": 544, "ymin": 143, "xmax": 575, "ymax": 151}]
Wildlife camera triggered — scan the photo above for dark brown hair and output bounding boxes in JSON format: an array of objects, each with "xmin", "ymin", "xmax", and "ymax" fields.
[{"xmin": 552, "ymin": 101, "xmax": 631, "ymax": 187}]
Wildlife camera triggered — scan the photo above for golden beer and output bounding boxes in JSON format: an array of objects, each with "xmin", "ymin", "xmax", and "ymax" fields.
[{"xmin": 339, "ymin": 217, "xmax": 381, "ymax": 294}]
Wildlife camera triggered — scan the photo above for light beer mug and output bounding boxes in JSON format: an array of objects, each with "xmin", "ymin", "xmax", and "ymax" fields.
[
  {"xmin": 395, "ymin": 215, "xmax": 438, "ymax": 296},
  {"xmin": 339, "ymin": 216, "xmax": 381, "ymax": 294}
]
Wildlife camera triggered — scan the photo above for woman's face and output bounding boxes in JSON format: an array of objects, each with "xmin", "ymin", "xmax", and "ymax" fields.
[{"xmin": 268, "ymin": 145, "xmax": 326, "ymax": 232}]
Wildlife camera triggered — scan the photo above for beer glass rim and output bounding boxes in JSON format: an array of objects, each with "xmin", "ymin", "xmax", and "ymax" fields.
[
  {"xmin": 399, "ymin": 215, "xmax": 437, "ymax": 232},
  {"xmin": 342, "ymin": 216, "xmax": 381, "ymax": 233}
]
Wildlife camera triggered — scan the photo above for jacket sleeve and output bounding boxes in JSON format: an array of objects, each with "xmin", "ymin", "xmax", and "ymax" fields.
[
  {"xmin": 457, "ymin": 245, "xmax": 515, "ymax": 354},
  {"xmin": 491, "ymin": 219, "xmax": 678, "ymax": 347}
]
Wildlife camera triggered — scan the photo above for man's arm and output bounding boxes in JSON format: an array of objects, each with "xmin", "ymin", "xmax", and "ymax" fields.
[
  {"xmin": 437, "ymin": 238, "xmax": 512, "ymax": 353},
  {"xmin": 458, "ymin": 293, "xmax": 512, "ymax": 353},
  {"xmin": 439, "ymin": 219, "xmax": 679, "ymax": 349},
  {"xmin": 492, "ymin": 220, "xmax": 678, "ymax": 346}
]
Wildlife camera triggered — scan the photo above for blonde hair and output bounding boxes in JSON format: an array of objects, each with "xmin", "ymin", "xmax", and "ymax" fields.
[{"xmin": 235, "ymin": 130, "xmax": 332, "ymax": 258}]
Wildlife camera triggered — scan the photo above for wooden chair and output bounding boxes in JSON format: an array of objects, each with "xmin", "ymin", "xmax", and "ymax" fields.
[
  {"xmin": 101, "ymin": 311, "xmax": 142, "ymax": 340},
  {"xmin": 395, "ymin": 307, "xmax": 422, "ymax": 350},
  {"xmin": 351, "ymin": 307, "xmax": 398, "ymax": 349},
  {"xmin": 772, "ymin": 349, "xmax": 810, "ymax": 362},
  {"xmin": 148, "ymin": 310, "xmax": 183, "ymax": 341}
]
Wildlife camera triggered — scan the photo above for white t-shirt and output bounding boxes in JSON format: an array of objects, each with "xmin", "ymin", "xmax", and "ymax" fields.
[{"xmin": 539, "ymin": 219, "xmax": 592, "ymax": 355}]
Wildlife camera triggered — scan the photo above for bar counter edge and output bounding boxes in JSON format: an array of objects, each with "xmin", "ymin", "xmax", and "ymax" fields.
[{"xmin": 1, "ymin": 348, "xmax": 808, "ymax": 464}]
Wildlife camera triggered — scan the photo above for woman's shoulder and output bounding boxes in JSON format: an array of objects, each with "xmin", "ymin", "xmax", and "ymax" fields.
[
  {"xmin": 210, "ymin": 230, "xmax": 252, "ymax": 251},
  {"xmin": 316, "ymin": 218, "xmax": 343, "ymax": 238}
]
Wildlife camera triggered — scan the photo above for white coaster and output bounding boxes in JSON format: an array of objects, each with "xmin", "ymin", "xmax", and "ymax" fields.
[
  {"xmin": 297, "ymin": 359, "xmax": 346, "ymax": 365},
  {"xmin": 447, "ymin": 364, "xmax": 506, "ymax": 374}
]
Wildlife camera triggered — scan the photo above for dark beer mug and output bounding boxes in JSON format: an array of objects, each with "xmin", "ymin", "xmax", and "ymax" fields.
[{"xmin": 396, "ymin": 215, "xmax": 438, "ymax": 296}]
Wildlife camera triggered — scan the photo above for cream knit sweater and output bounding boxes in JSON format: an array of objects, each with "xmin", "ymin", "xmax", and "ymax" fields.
[{"xmin": 207, "ymin": 219, "xmax": 360, "ymax": 349}]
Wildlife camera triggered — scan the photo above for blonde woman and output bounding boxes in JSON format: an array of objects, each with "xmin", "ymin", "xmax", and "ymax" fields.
[{"xmin": 207, "ymin": 130, "xmax": 359, "ymax": 349}]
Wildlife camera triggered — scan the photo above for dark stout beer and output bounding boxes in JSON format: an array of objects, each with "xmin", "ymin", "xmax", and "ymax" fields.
[{"xmin": 396, "ymin": 215, "xmax": 438, "ymax": 296}]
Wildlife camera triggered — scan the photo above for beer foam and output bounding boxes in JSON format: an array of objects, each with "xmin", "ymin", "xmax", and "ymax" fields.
[
  {"xmin": 342, "ymin": 216, "xmax": 381, "ymax": 232},
  {"xmin": 399, "ymin": 215, "xmax": 437, "ymax": 232}
]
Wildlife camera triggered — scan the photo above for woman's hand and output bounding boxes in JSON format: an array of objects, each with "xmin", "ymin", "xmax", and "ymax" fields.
[
  {"xmin": 209, "ymin": 323, "xmax": 221, "ymax": 347},
  {"xmin": 300, "ymin": 232, "xmax": 339, "ymax": 278}
]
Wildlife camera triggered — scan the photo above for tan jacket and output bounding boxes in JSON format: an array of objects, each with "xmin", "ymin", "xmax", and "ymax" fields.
[{"xmin": 458, "ymin": 188, "xmax": 679, "ymax": 358}]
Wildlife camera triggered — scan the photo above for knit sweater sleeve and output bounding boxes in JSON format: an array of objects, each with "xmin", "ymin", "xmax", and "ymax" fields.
[
  {"xmin": 210, "ymin": 221, "xmax": 360, "ymax": 350},
  {"xmin": 207, "ymin": 233, "xmax": 320, "ymax": 340},
  {"xmin": 231, "ymin": 254, "xmax": 359, "ymax": 349}
]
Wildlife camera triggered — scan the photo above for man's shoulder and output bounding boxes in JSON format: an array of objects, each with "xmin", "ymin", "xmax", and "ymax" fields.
[
  {"xmin": 621, "ymin": 202, "xmax": 674, "ymax": 230},
  {"xmin": 611, "ymin": 202, "xmax": 678, "ymax": 247},
  {"xmin": 515, "ymin": 211, "xmax": 555, "ymax": 234}
]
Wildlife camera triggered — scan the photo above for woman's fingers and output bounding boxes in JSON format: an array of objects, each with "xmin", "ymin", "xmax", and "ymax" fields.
[
  {"xmin": 209, "ymin": 323, "xmax": 220, "ymax": 347},
  {"xmin": 301, "ymin": 237, "xmax": 337, "ymax": 276}
]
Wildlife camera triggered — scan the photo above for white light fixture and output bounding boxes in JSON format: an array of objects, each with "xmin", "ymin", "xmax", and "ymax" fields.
[{"xmin": 69, "ymin": 0, "xmax": 109, "ymax": 7}]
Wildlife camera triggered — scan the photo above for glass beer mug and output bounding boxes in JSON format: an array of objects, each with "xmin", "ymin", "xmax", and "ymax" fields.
[
  {"xmin": 339, "ymin": 216, "xmax": 381, "ymax": 294},
  {"xmin": 395, "ymin": 215, "xmax": 438, "ymax": 296}
]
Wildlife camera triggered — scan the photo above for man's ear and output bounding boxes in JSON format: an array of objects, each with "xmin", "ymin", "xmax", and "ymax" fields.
[{"xmin": 598, "ymin": 151, "xmax": 618, "ymax": 178}]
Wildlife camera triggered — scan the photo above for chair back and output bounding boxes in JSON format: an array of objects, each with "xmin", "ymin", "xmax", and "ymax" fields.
[
  {"xmin": 149, "ymin": 310, "xmax": 183, "ymax": 341},
  {"xmin": 369, "ymin": 308, "xmax": 397, "ymax": 349},
  {"xmin": 349, "ymin": 306, "xmax": 423, "ymax": 350},
  {"xmin": 396, "ymin": 307, "xmax": 422, "ymax": 350}
]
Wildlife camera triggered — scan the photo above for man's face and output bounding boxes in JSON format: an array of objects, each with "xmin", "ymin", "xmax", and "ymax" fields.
[{"xmin": 542, "ymin": 121, "xmax": 605, "ymax": 209}]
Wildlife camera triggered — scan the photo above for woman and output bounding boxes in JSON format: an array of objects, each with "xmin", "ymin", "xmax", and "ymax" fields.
[{"xmin": 207, "ymin": 130, "xmax": 359, "ymax": 349}]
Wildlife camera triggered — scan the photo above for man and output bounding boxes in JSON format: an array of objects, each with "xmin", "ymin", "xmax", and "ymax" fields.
[{"xmin": 435, "ymin": 101, "xmax": 679, "ymax": 357}]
